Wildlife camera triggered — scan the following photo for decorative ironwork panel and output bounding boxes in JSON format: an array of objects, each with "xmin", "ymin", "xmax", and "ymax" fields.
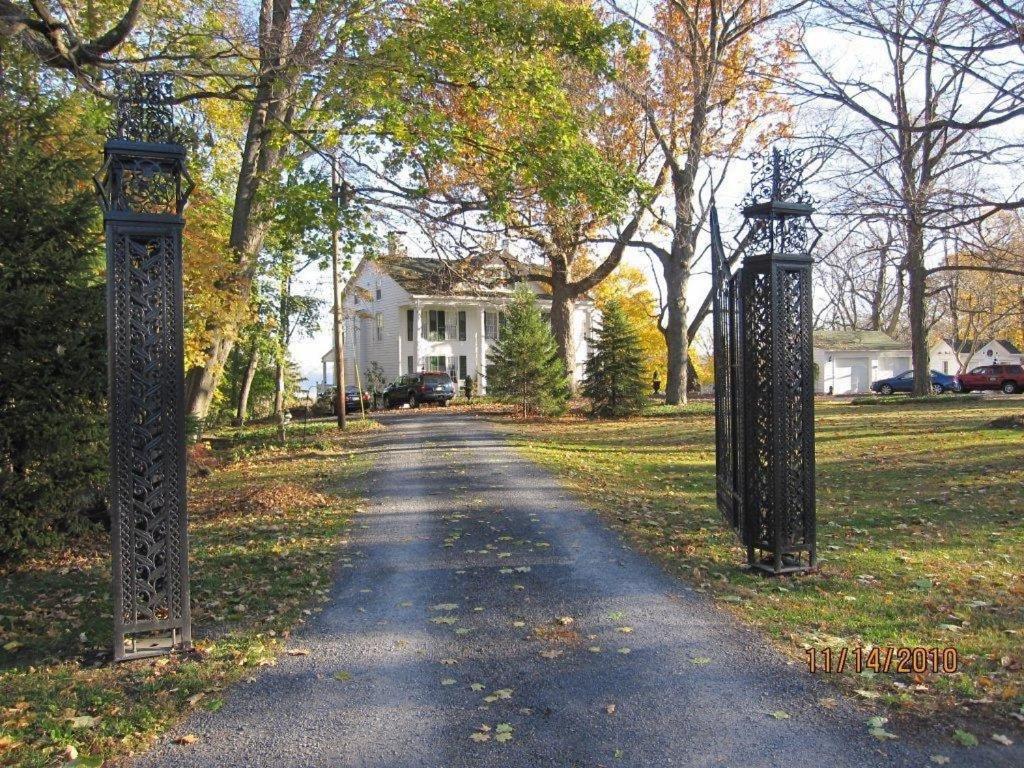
[
  {"xmin": 114, "ymin": 72, "xmax": 180, "ymax": 144},
  {"xmin": 98, "ymin": 72, "xmax": 192, "ymax": 660},
  {"xmin": 711, "ymin": 206, "xmax": 742, "ymax": 535}
]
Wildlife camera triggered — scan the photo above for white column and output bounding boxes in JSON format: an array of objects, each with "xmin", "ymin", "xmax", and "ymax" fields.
[
  {"xmin": 478, "ymin": 306, "xmax": 487, "ymax": 392},
  {"xmin": 322, "ymin": 358, "xmax": 328, "ymax": 386},
  {"xmin": 396, "ymin": 307, "xmax": 403, "ymax": 378},
  {"xmin": 413, "ymin": 303, "xmax": 422, "ymax": 372}
]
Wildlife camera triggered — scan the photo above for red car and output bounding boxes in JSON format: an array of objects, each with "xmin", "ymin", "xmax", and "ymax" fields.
[{"xmin": 955, "ymin": 364, "xmax": 1024, "ymax": 394}]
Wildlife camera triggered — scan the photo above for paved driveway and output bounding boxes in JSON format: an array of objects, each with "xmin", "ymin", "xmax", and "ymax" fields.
[{"xmin": 135, "ymin": 412, "xmax": 1020, "ymax": 768}]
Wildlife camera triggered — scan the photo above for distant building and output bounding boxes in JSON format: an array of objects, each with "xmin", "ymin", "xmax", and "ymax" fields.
[
  {"xmin": 320, "ymin": 254, "xmax": 595, "ymax": 394},
  {"xmin": 813, "ymin": 330, "xmax": 911, "ymax": 395},
  {"xmin": 929, "ymin": 338, "xmax": 1023, "ymax": 374}
]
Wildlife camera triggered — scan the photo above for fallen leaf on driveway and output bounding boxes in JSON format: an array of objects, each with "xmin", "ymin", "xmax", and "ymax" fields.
[
  {"xmin": 333, "ymin": 670, "xmax": 352, "ymax": 682},
  {"xmin": 431, "ymin": 603, "xmax": 459, "ymax": 611},
  {"xmin": 690, "ymin": 656, "xmax": 711, "ymax": 665},
  {"xmin": 604, "ymin": 704, "xmax": 616, "ymax": 715},
  {"xmin": 930, "ymin": 757, "xmax": 949, "ymax": 765},
  {"xmin": 617, "ymin": 647, "xmax": 631, "ymax": 655},
  {"xmin": 174, "ymin": 734, "xmax": 198, "ymax": 745},
  {"xmin": 539, "ymin": 649, "xmax": 563, "ymax": 659},
  {"xmin": 286, "ymin": 648, "xmax": 310, "ymax": 656},
  {"xmin": 952, "ymin": 729, "xmax": 978, "ymax": 747},
  {"xmin": 991, "ymin": 734, "xmax": 1013, "ymax": 746},
  {"xmin": 441, "ymin": 678, "xmax": 457, "ymax": 686},
  {"xmin": 769, "ymin": 710, "xmax": 790, "ymax": 720}
]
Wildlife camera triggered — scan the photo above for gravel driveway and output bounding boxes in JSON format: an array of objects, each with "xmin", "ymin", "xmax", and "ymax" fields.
[{"xmin": 134, "ymin": 412, "xmax": 1021, "ymax": 768}]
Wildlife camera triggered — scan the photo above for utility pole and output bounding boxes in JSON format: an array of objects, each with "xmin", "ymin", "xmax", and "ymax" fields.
[{"xmin": 331, "ymin": 155, "xmax": 347, "ymax": 430}]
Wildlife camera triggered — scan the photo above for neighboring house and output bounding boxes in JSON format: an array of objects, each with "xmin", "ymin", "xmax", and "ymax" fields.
[
  {"xmin": 320, "ymin": 254, "xmax": 596, "ymax": 394},
  {"xmin": 813, "ymin": 330, "xmax": 912, "ymax": 395},
  {"xmin": 929, "ymin": 338, "xmax": 1024, "ymax": 374}
]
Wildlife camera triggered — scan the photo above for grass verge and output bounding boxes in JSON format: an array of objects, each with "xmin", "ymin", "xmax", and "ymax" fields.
[
  {"xmin": 0, "ymin": 420, "xmax": 376, "ymax": 767},
  {"xmin": 499, "ymin": 398, "xmax": 1024, "ymax": 737}
]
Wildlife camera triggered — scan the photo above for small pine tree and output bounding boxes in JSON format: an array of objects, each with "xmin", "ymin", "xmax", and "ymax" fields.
[
  {"xmin": 582, "ymin": 298, "xmax": 648, "ymax": 417},
  {"xmin": 487, "ymin": 286, "xmax": 570, "ymax": 417}
]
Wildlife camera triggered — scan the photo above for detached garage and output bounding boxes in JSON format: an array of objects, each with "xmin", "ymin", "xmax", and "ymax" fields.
[{"xmin": 813, "ymin": 331, "xmax": 911, "ymax": 395}]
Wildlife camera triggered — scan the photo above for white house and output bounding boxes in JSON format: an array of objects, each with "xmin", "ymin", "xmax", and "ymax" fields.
[
  {"xmin": 929, "ymin": 338, "xmax": 1023, "ymax": 375},
  {"xmin": 320, "ymin": 255, "xmax": 596, "ymax": 394},
  {"xmin": 813, "ymin": 330, "xmax": 911, "ymax": 395}
]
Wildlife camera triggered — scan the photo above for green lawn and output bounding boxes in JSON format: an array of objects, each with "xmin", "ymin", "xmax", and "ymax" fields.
[
  {"xmin": 500, "ymin": 398, "xmax": 1024, "ymax": 730},
  {"xmin": 0, "ymin": 420, "xmax": 375, "ymax": 767}
]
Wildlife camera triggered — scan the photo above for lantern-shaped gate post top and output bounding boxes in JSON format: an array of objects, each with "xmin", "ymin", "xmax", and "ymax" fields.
[
  {"xmin": 95, "ymin": 72, "xmax": 194, "ymax": 219},
  {"xmin": 740, "ymin": 148, "xmax": 821, "ymax": 259},
  {"xmin": 97, "ymin": 70, "xmax": 194, "ymax": 661}
]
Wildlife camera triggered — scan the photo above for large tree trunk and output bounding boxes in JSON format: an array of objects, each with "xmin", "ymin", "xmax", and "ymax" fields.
[
  {"xmin": 549, "ymin": 277, "xmax": 576, "ymax": 385},
  {"xmin": 234, "ymin": 343, "xmax": 259, "ymax": 426},
  {"xmin": 663, "ymin": 258, "xmax": 688, "ymax": 405},
  {"xmin": 907, "ymin": 221, "xmax": 930, "ymax": 396}
]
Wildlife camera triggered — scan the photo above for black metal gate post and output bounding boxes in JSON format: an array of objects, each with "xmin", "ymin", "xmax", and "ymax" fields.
[
  {"xmin": 712, "ymin": 148, "xmax": 819, "ymax": 576},
  {"xmin": 95, "ymin": 73, "xmax": 194, "ymax": 660}
]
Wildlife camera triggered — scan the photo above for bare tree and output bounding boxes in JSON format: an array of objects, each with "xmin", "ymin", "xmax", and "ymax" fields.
[
  {"xmin": 609, "ymin": 0, "xmax": 798, "ymax": 404},
  {"xmin": 793, "ymin": 0, "xmax": 1024, "ymax": 394}
]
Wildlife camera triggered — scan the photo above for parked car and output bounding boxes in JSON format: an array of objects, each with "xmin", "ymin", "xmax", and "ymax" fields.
[
  {"xmin": 315, "ymin": 385, "xmax": 371, "ymax": 414},
  {"xmin": 955, "ymin": 364, "xmax": 1024, "ymax": 394},
  {"xmin": 383, "ymin": 372, "xmax": 456, "ymax": 408},
  {"xmin": 870, "ymin": 369, "xmax": 956, "ymax": 395}
]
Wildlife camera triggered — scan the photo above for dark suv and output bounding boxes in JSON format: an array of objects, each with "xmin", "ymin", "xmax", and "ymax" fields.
[
  {"xmin": 384, "ymin": 372, "xmax": 456, "ymax": 408},
  {"xmin": 955, "ymin": 364, "xmax": 1024, "ymax": 394}
]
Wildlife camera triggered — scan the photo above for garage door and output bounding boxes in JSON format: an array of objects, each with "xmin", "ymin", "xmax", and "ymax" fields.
[{"xmin": 833, "ymin": 356, "xmax": 871, "ymax": 394}]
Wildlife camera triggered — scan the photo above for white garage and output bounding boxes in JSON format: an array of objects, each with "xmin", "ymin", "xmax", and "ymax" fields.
[{"xmin": 813, "ymin": 331, "xmax": 912, "ymax": 395}]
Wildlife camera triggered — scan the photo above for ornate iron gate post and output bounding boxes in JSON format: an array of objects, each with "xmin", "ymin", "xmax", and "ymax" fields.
[
  {"xmin": 739, "ymin": 149, "xmax": 818, "ymax": 574},
  {"xmin": 713, "ymin": 149, "xmax": 819, "ymax": 575},
  {"xmin": 95, "ymin": 73, "xmax": 194, "ymax": 660}
]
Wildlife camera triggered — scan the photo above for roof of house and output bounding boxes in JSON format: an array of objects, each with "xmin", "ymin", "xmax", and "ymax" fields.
[
  {"xmin": 813, "ymin": 330, "xmax": 908, "ymax": 352},
  {"xmin": 944, "ymin": 338, "xmax": 1022, "ymax": 355},
  {"xmin": 372, "ymin": 254, "xmax": 555, "ymax": 298}
]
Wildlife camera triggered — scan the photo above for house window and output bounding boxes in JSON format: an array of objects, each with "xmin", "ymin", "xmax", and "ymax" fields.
[
  {"xmin": 406, "ymin": 309, "xmax": 414, "ymax": 341},
  {"xmin": 375, "ymin": 312, "xmax": 383, "ymax": 341},
  {"xmin": 407, "ymin": 355, "xmax": 414, "ymax": 374},
  {"xmin": 375, "ymin": 281, "xmax": 382, "ymax": 300},
  {"xmin": 484, "ymin": 311, "xmax": 499, "ymax": 340},
  {"xmin": 428, "ymin": 355, "xmax": 446, "ymax": 372},
  {"xmin": 459, "ymin": 355, "xmax": 468, "ymax": 379},
  {"xmin": 458, "ymin": 311, "xmax": 467, "ymax": 341},
  {"xmin": 428, "ymin": 309, "xmax": 446, "ymax": 341}
]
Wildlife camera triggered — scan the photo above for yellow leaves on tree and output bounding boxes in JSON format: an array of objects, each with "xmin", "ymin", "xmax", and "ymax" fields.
[
  {"xmin": 183, "ymin": 190, "xmax": 250, "ymax": 371},
  {"xmin": 595, "ymin": 265, "xmax": 666, "ymax": 379},
  {"xmin": 941, "ymin": 213, "xmax": 1024, "ymax": 357}
]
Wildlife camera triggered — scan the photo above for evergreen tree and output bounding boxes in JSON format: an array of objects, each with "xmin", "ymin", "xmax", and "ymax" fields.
[
  {"xmin": 0, "ymin": 86, "xmax": 107, "ymax": 558},
  {"xmin": 582, "ymin": 298, "xmax": 647, "ymax": 417},
  {"xmin": 487, "ymin": 287, "xmax": 570, "ymax": 417}
]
